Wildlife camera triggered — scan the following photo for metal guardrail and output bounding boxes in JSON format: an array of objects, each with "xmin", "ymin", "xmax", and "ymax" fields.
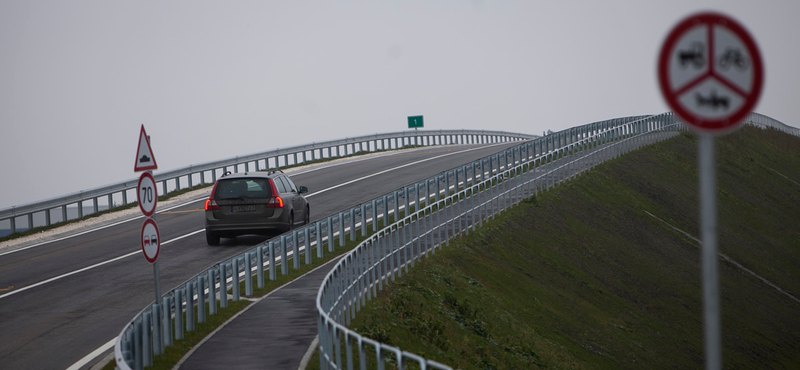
[
  {"xmin": 0, "ymin": 129, "xmax": 534, "ymax": 237},
  {"xmin": 112, "ymin": 113, "xmax": 656, "ymax": 369},
  {"xmin": 315, "ymin": 112, "xmax": 685, "ymax": 369},
  {"xmin": 314, "ymin": 112, "xmax": 799, "ymax": 369},
  {"xmin": 112, "ymin": 112, "xmax": 796, "ymax": 370}
]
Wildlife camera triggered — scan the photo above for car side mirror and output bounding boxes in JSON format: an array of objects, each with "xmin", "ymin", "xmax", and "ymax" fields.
[{"xmin": 298, "ymin": 186, "xmax": 309, "ymax": 194}]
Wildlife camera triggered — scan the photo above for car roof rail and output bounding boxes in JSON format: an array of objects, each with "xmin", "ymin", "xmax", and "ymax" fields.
[
  {"xmin": 221, "ymin": 171, "xmax": 232, "ymax": 177},
  {"xmin": 267, "ymin": 170, "xmax": 284, "ymax": 175}
]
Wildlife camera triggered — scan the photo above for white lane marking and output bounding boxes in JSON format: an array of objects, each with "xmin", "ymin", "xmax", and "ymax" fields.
[
  {"xmin": 61, "ymin": 143, "xmax": 514, "ymax": 369},
  {"xmin": 4, "ymin": 143, "xmax": 515, "ymax": 301},
  {"xmin": 4, "ymin": 144, "xmax": 513, "ymax": 300},
  {"xmin": 0, "ymin": 198, "xmax": 205, "ymax": 257},
  {"xmin": 0, "ymin": 229, "xmax": 204, "ymax": 300},
  {"xmin": 304, "ymin": 143, "xmax": 508, "ymax": 198},
  {"xmin": 65, "ymin": 338, "xmax": 115, "ymax": 370}
]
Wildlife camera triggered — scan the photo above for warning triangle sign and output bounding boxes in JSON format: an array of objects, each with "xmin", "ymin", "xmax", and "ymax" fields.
[{"xmin": 134, "ymin": 125, "xmax": 158, "ymax": 172}]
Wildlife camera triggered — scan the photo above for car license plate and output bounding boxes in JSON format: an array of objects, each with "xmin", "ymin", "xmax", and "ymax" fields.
[{"xmin": 232, "ymin": 205, "xmax": 256, "ymax": 212}]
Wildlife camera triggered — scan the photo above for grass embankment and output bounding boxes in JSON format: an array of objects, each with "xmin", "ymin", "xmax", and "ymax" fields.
[{"xmin": 342, "ymin": 126, "xmax": 800, "ymax": 369}]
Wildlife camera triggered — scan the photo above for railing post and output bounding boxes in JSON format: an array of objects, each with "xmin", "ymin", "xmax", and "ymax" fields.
[
  {"xmin": 281, "ymin": 235, "xmax": 288, "ymax": 275},
  {"xmin": 186, "ymin": 282, "xmax": 195, "ymax": 332},
  {"xmin": 175, "ymin": 289, "xmax": 184, "ymax": 341},
  {"xmin": 257, "ymin": 247, "xmax": 265, "ymax": 289},
  {"xmin": 197, "ymin": 276, "xmax": 206, "ymax": 323},
  {"xmin": 220, "ymin": 263, "xmax": 228, "ymax": 308},
  {"xmin": 234, "ymin": 257, "xmax": 242, "ymax": 301}
]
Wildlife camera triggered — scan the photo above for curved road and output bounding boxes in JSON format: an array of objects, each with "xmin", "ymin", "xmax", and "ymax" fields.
[{"xmin": 0, "ymin": 142, "xmax": 522, "ymax": 370}]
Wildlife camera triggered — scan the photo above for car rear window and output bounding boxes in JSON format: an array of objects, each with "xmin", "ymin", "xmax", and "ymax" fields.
[{"xmin": 215, "ymin": 179, "xmax": 272, "ymax": 200}]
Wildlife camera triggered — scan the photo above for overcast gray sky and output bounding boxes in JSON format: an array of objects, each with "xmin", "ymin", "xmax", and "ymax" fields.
[{"xmin": 1, "ymin": 0, "xmax": 798, "ymax": 210}]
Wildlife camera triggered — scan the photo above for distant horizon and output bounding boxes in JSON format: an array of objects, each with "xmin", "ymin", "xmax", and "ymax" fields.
[{"xmin": 3, "ymin": 1, "xmax": 798, "ymax": 209}]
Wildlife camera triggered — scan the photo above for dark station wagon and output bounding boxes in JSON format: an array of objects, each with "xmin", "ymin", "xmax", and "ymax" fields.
[{"xmin": 204, "ymin": 170, "xmax": 309, "ymax": 245}]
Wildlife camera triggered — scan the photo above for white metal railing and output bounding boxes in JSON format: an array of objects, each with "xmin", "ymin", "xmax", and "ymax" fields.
[
  {"xmin": 112, "ymin": 112, "xmax": 795, "ymax": 370},
  {"xmin": 0, "ymin": 129, "xmax": 534, "ymax": 237},
  {"xmin": 314, "ymin": 112, "xmax": 797, "ymax": 369}
]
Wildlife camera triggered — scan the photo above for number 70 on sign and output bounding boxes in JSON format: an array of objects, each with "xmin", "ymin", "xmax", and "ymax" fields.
[{"xmin": 137, "ymin": 172, "xmax": 158, "ymax": 217}]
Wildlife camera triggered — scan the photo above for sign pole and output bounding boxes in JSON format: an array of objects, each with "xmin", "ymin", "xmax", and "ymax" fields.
[
  {"xmin": 151, "ymin": 170, "xmax": 161, "ymax": 304},
  {"xmin": 657, "ymin": 12, "xmax": 763, "ymax": 370},
  {"xmin": 135, "ymin": 127, "xmax": 163, "ymax": 355},
  {"xmin": 698, "ymin": 134, "xmax": 720, "ymax": 370}
]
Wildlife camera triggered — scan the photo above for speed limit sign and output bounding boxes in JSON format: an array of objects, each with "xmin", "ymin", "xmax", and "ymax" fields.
[{"xmin": 137, "ymin": 172, "xmax": 158, "ymax": 217}]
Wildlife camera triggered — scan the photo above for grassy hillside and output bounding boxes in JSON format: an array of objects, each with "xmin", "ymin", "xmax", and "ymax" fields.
[{"xmin": 349, "ymin": 126, "xmax": 800, "ymax": 369}]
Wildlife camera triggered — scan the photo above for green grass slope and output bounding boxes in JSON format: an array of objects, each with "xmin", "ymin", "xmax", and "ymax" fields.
[{"xmin": 349, "ymin": 126, "xmax": 800, "ymax": 370}]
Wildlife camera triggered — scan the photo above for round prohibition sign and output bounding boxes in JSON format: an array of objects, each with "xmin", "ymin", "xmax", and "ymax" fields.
[
  {"xmin": 137, "ymin": 172, "xmax": 158, "ymax": 217},
  {"xmin": 658, "ymin": 12, "xmax": 763, "ymax": 133},
  {"xmin": 141, "ymin": 218, "xmax": 160, "ymax": 264}
]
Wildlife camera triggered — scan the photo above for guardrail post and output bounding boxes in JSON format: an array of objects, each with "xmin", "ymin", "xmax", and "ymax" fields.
[
  {"xmin": 304, "ymin": 227, "xmax": 312, "ymax": 265},
  {"xmin": 197, "ymin": 276, "xmax": 206, "ymax": 323},
  {"xmin": 152, "ymin": 303, "xmax": 162, "ymax": 355},
  {"xmin": 208, "ymin": 269, "xmax": 217, "ymax": 316},
  {"xmin": 349, "ymin": 209, "xmax": 356, "ymax": 242},
  {"xmin": 175, "ymin": 289, "xmax": 184, "ymax": 341},
  {"xmin": 338, "ymin": 213, "xmax": 345, "ymax": 247},
  {"xmin": 257, "ymin": 247, "xmax": 265, "ymax": 288},
  {"xmin": 186, "ymin": 283, "xmax": 195, "ymax": 332},
  {"xmin": 246, "ymin": 252, "xmax": 253, "ymax": 295},
  {"xmin": 162, "ymin": 296, "xmax": 173, "ymax": 347},
  {"xmin": 327, "ymin": 217, "xmax": 335, "ymax": 252},
  {"xmin": 316, "ymin": 222, "xmax": 323, "ymax": 258},
  {"xmin": 134, "ymin": 318, "xmax": 143, "ymax": 370},
  {"xmin": 371, "ymin": 199, "xmax": 378, "ymax": 232},
  {"xmin": 360, "ymin": 204, "xmax": 367, "ymax": 237},
  {"xmin": 269, "ymin": 242, "xmax": 276, "ymax": 281},
  {"xmin": 220, "ymin": 263, "xmax": 228, "ymax": 308},
  {"xmin": 143, "ymin": 311, "xmax": 152, "ymax": 367},
  {"xmin": 404, "ymin": 186, "xmax": 410, "ymax": 217},
  {"xmin": 233, "ymin": 258, "xmax": 241, "ymax": 301},
  {"xmin": 383, "ymin": 195, "xmax": 390, "ymax": 228},
  {"xmin": 293, "ymin": 230, "xmax": 301, "ymax": 269},
  {"xmin": 280, "ymin": 236, "xmax": 288, "ymax": 275}
]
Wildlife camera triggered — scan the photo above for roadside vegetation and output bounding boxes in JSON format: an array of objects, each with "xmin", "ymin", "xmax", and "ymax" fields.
[{"xmin": 326, "ymin": 126, "xmax": 800, "ymax": 369}]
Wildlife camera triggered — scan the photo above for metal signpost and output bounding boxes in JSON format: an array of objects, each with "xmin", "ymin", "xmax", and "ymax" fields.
[
  {"xmin": 657, "ymin": 12, "xmax": 763, "ymax": 370},
  {"xmin": 135, "ymin": 124, "xmax": 163, "ymax": 355}
]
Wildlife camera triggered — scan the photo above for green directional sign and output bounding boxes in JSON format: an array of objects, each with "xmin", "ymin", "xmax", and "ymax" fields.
[{"xmin": 408, "ymin": 115, "xmax": 424, "ymax": 129}]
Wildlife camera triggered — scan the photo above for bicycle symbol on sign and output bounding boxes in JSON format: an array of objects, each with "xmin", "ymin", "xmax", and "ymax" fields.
[{"xmin": 718, "ymin": 48, "xmax": 748, "ymax": 71}]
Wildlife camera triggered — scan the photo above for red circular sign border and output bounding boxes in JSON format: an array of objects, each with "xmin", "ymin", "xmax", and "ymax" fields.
[
  {"xmin": 137, "ymin": 172, "xmax": 158, "ymax": 217},
  {"xmin": 141, "ymin": 218, "xmax": 160, "ymax": 264},
  {"xmin": 658, "ymin": 12, "xmax": 764, "ymax": 133}
]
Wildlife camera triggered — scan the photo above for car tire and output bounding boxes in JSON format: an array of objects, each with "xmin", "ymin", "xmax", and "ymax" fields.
[
  {"xmin": 304, "ymin": 205, "xmax": 310, "ymax": 225},
  {"xmin": 206, "ymin": 231, "xmax": 220, "ymax": 246}
]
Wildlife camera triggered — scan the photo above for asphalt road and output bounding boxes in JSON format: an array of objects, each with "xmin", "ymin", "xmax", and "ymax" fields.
[{"xmin": 0, "ymin": 142, "xmax": 521, "ymax": 370}]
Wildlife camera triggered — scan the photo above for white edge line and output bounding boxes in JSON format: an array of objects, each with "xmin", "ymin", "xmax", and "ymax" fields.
[
  {"xmin": 298, "ymin": 336, "xmax": 320, "ymax": 370},
  {"xmin": 0, "ymin": 229, "xmax": 204, "ymax": 301},
  {"xmin": 170, "ymin": 256, "xmax": 342, "ymax": 370},
  {"xmin": 65, "ymin": 338, "xmax": 115, "ymax": 370},
  {"xmin": 0, "ymin": 198, "xmax": 205, "ymax": 257}
]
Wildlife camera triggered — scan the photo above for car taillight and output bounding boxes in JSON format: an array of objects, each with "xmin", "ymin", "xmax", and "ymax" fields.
[
  {"xmin": 266, "ymin": 196, "xmax": 284, "ymax": 208},
  {"xmin": 205, "ymin": 182, "xmax": 220, "ymax": 211},
  {"xmin": 265, "ymin": 179, "xmax": 283, "ymax": 208},
  {"xmin": 205, "ymin": 199, "xmax": 220, "ymax": 211}
]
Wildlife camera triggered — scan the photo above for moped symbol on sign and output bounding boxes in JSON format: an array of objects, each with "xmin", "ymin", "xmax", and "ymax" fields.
[{"xmin": 658, "ymin": 12, "xmax": 763, "ymax": 133}]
